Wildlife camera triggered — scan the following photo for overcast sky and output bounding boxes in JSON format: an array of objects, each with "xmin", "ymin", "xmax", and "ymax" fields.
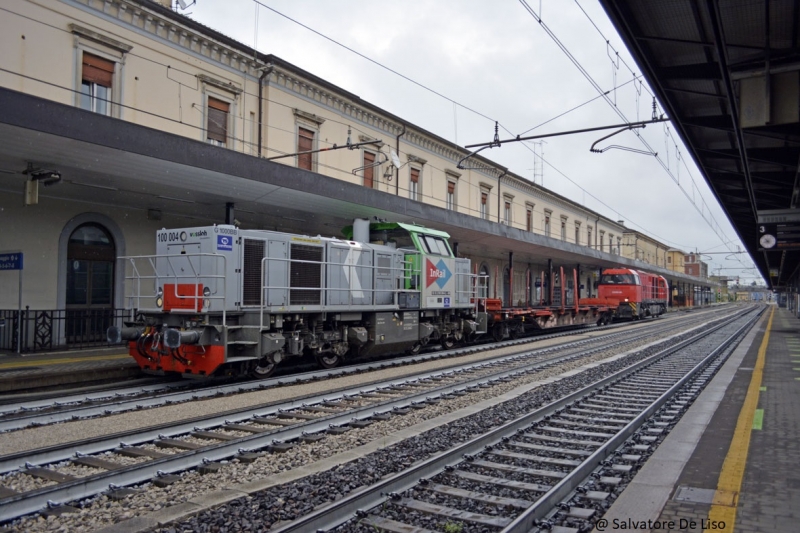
[{"xmin": 186, "ymin": 0, "xmax": 763, "ymax": 285}]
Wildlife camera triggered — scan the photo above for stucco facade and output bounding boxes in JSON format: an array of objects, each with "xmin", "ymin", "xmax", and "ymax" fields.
[{"xmin": 0, "ymin": 0, "xmax": 697, "ymax": 320}]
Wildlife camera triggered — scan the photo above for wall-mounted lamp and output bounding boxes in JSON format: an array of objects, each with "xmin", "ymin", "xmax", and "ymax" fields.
[
  {"xmin": 23, "ymin": 163, "xmax": 62, "ymax": 206},
  {"xmin": 24, "ymin": 163, "xmax": 62, "ymax": 187}
]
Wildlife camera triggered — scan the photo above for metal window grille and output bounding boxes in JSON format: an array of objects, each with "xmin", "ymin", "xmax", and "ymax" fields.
[
  {"xmin": 243, "ymin": 239, "xmax": 265, "ymax": 306},
  {"xmin": 290, "ymin": 244, "xmax": 322, "ymax": 305}
]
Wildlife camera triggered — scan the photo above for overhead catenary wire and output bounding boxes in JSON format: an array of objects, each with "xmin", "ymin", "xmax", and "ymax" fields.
[
  {"xmin": 242, "ymin": 1, "xmax": 695, "ymax": 248},
  {"xmin": 3, "ymin": 3, "xmax": 756, "ymax": 275},
  {"xmin": 570, "ymin": 0, "xmax": 752, "ymax": 257},
  {"xmin": 517, "ymin": 0, "xmax": 746, "ymax": 264}
]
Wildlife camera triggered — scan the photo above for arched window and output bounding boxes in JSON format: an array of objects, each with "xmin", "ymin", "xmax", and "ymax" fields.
[
  {"xmin": 67, "ymin": 224, "xmax": 115, "ymax": 306},
  {"xmin": 66, "ymin": 224, "xmax": 115, "ymax": 343}
]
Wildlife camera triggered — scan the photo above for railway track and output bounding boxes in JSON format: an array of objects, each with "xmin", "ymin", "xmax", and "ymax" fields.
[
  {"xmin": 244, "ymin": 307, "xmax": 762, "ymax": 533},
  {"xmin": 0, "ymin": 306, "xmax": 751, "ymax": 529},
  {"xmin": 0, "ymin": 309, "xmax": 724, "ymax": 433}
]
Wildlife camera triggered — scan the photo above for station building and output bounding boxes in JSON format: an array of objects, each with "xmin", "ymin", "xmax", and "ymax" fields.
[{"xmin": 0, "ymin": 0, "xmax": 712, "ymax": 351}]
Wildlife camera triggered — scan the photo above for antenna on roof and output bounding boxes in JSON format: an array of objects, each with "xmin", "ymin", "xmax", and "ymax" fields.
[{"xmin": 176, "ymin": 0, "xmax": 196, "ymax": 11}]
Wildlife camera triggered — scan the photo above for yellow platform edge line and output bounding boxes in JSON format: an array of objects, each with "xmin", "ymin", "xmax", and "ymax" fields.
[
  {"xmin": 0, "ymin": 354, "xmax": 130, "ymax": 370},
  {"xmin": 705, "ymin": 307, "xmax": 773, "ymax": 532}
]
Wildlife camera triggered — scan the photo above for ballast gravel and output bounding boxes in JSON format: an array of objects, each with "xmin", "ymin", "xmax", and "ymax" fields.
[
  {"xmin": 0, "ymin": 320, "xmax": 664, "ymax": 456},
  {"xmin": 0, "ymin": 472, "xmax": 56, "ymax": 493},
  {"xmin": 3, "ymin": 322, "xmax": 719, "ymax": 533}
]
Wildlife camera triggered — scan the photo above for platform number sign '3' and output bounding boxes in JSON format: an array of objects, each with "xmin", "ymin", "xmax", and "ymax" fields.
[
  {"xmin": 758, "ymin": 225, "xmax": 776, "ymax": 249},
  {"xmin": 217, "ymin": 235, "xmax": 233, "ymax": 251}
]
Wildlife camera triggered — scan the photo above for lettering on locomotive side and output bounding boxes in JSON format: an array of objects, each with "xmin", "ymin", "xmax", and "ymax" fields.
[
  {"xmin": 158, "ymin": 229, "xmax": 214, "ymax": 244},
  {"xmin": 157, "ymin": 231, "xmax": 184, "ymax": 243},
  {"xmin": 291, "ymin": 236, "xmax": 321, "ymax": 244}
]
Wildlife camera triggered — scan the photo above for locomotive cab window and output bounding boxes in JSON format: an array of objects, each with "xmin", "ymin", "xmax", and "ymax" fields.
[
  {"xmin": 419, "ymin": 235, "xmax": 452, "ymax": 257},
  {"xmin": 599, "ymin": 273, "xmax": 637, "ymax": 285},
  {"xmin": 369, "ymin": 228, "xmax": 415, "ymax": 250}
]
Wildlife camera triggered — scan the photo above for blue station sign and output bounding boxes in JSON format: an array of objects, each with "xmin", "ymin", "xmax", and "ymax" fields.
[{"xmin": 0, "ymin": 252, "xmax": 23, "ymax": 271}]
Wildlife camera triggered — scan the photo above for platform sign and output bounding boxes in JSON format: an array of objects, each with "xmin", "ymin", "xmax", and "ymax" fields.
[
  {"xmin": 758, "ymin": 224, "xmax": 800, "ymax": 251},
  {"xmin": 757, "ymin": 209, "xmax": 800, "ymax": 224},
  {"xmin": 0, "ymin": 251, "xmax": 23, "ymax": 353},
  {"xmin": 0, "ymin": 252, "xmax": 23, "ymax": 270}
]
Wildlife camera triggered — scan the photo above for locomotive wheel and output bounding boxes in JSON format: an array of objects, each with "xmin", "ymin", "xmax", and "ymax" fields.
[
  {"xmin": 407, "ymin": 342, "xmax": 422, "ymax": 355},
  {"xmin": 441, "ymin": 337, "xmax": 456, "ymax": 350},
  {"xmin": 250, "ymin": 359, "xmax": 276, "ymax": 379},
  {"xmin": 316, "ymin": 353, "xmax": 342, "ymax": 369},
  {"xmin": 492, "ymin": 323, "xmax": 505, "ymax": 343}
]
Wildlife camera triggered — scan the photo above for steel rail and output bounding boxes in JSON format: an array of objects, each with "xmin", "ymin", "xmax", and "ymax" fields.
[
  {"xmin": 0, "ymin": 311, "xmax": 708, "ymax": 432},
  {"xmin": 0, "ymin": 311, "xmax": 739, "ymax": 522},
  {"xmin": 0, "ymin": 313, "xmax": 686, "ymax": 473},
  {"xmin": 0, "ymin": 321, "xmax": 614, "ymax": 424},
  {"xmin": 0, "ymin": 381, "xmax": 193, "ymax": 415},
  {"xmin": 0, "ymin": 307, "xmax": 723, "ymax": 422},
  {"xmin": 263, "ymin": 309, "xmax": 760, "ymax": 532},
  {"xmin": 500, "ymin": 309, "xmax": 760, "ymax": 532}
]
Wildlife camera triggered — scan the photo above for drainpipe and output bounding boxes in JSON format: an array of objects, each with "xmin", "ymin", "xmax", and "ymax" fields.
[
  {"xmin": 496, "ymin": 170, "xmax": 507, "ymax": 224},
  {"xmin": 257, "ymin": 63, "xmax": 274, "ymax": 157},
  {"xmin": 395, "ymin": 123, "xmax": 406, "ymax": 195}
]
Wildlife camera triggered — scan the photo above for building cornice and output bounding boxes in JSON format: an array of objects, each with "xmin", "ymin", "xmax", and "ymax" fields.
[
  {"xmin": 74, "ymin": 0, "xmax": 659, "ymax": 249},
  {"xmin": 197, "ymin": 74, "xmax": 242, "ymax": 95},
  {"xmin": 69, "ymin": 23, "xmax": 133, "ymax": 52},
  {"xmin": 73, "ymin": 0, "xmax": 263, "ymax": 75}
]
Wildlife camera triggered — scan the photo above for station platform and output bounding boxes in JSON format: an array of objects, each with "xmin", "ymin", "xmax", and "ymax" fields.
[
  {"xmin": 0, "ymin": 347, "xmax": 139, "ymax": 396},
  {"xmin": 597, "ymin": 304, "xmax": 798, "ymax": 533}
]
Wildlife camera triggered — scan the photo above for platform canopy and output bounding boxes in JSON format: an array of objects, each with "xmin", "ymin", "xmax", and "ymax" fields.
[{"xmin": 599, "ymin": 0, "xmax": 800, "ymax": 289}]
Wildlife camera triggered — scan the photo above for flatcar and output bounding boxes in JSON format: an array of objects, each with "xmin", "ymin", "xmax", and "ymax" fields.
[
  {"xmin": 108, "ymin": 219, "xmax": 613, "ymax": 379},
  {"xmin": 595, "ymin": 267, "xmax": 669, "ymax": 320}
]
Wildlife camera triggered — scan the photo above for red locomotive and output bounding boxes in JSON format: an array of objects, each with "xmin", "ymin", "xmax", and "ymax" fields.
[{"xmin": 590, "ymin": 267, "xmax": 668, "ymax": 320}]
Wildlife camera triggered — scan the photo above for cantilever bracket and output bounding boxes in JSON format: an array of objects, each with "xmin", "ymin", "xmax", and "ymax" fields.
[
  {"xmin": 589, "ymin": 124, "xmax": 655, "ymax": 156},
  {"xmin": 351, "ymin": 150, "xmax": 388, "ymax": 175},
  {"xmin": 458, "ymin": 121, "xmax": 502, "ymax": 169},
  {"xmin": 457, "ymin": 144, "xmax": 497, "ymax": 170}
]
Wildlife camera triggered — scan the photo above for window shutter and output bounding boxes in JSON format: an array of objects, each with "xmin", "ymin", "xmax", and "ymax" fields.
[
  {"xmin": 410, "ymin": 168, "xmax": 419, "ymax": 183},
  {"xmin": 207, "ymin": 97, "xmax": 229, "ymax": 144},
  {"xmin": 363, "ymin": 151, "xmax": 375, "ymax": 188},
  {"xmin": 298, "ymin": 127, "xmax": 314, "ymax": 170},
  {"xmin": 82, "ymin": 53, "xmax": 114, "ymax": 87},
  {"xmin": 447, "ymin": 181, "xmax": 455, "ymax": 194}
]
